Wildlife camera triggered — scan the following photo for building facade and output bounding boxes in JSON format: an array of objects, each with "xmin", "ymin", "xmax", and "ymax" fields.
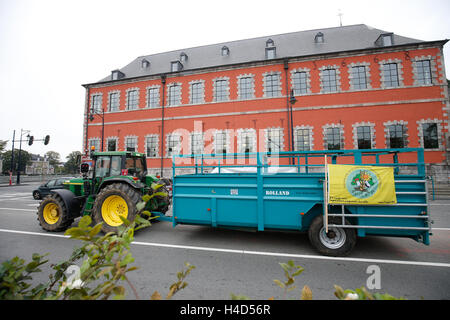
[
  {"xmin": 82, "ymin": 25, "xmax": 449, "ymax": 179},
  {"xmin": 26, "ymin": 154, "xmax": 54, "ymax": 175}
]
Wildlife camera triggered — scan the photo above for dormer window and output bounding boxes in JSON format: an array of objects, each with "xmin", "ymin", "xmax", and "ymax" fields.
[
  {"xmin": 141, "ymin": 59, "xmax": 150, "ymax": 69},
  {"xmin": 315, "ymin": 32, "xmax": 324, "ymax": 43},
  {"xmin": 382, "ymin": 34, "xmax": 393, "ymax": 46},
  {"xmin": 266, "ymin": 39, "xmax": 274, "ymax": 47},
  {"xmin": 111, "ymin": 70, "xmax": 125, "ymax": 80},
  {"xmin": 221, "ymin": 46, "xmax": 229, "ymax": 56},
  {"xmin": 171, "ymin": 61, "xmax": 183, "ymax": 72},
  {"xmin": 265, "ymin": 39, "xmax": 276, "ymax": 59},
  {"xmin": 375, "ymin": 33, "xmax": 394, "ymax": 47},
  {"xmin": 180, "ymin": 52, "xmax": 188, "ymax": 62}
]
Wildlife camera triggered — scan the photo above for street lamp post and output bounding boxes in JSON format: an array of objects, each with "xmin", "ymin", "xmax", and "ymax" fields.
[{"xmin": 89, "ymin": 108, "xmax": 105, "ymax": 152}]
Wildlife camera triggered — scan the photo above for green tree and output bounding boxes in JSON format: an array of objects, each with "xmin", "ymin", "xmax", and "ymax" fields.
[
  {"xmin": 45, "ymin": 151, "xmax": 61, "ymax": 168},
  {"xmin": 0, "ymin": 140, "xmax": 7, "ymax": 154},
  {"xmin": 64, "ymin": 151, "xmax": 82, "ymax": 174},
  {"xmin": 1, "ymin": 150, "xmax": 32, "ymax": 175}
]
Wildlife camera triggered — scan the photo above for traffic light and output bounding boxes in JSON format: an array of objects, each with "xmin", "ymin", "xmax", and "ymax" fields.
[
  {"xmin": 28, "ymin": 136, "xmax": 34, "ymax": 146},
  {"xmin": 44, "ymin": 135, "xmax": 50, "ymax": 145}
]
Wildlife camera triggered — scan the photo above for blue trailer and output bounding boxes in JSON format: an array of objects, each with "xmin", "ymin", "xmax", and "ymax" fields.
[{"xmin": 159, "ymin": 148, "xmax": 432, "ymax": 256}]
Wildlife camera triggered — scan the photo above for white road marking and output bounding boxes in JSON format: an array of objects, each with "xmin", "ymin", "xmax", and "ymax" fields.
[
  {"xmin": 0, "ymin": 208, "xmax": 35, "ymax": 212},
  {"xmin": 0, "ymin": 196, "xmax": 33, "ymax": 201},
  {"xmin": 0, "ymin": 228, "xmax": 449, "ymax": 268}
]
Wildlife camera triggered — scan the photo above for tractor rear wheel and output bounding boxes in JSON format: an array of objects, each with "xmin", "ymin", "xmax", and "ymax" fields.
[
  {"xmin": 37, "ymin": 194, "xmax": 74, "ymax": 232},
  {"xmin": 92, "ymin": 183, "xmax": 141, "ymax": 234}
]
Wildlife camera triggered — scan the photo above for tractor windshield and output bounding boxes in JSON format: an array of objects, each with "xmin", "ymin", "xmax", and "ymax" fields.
[{"xmin": 95, "ymin": 156, "xmax": 111, "ymax": 178}]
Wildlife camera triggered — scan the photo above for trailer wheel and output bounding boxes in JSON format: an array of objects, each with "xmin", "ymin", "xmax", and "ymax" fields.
[
  {"xmin": 308, "ymin": 215, "xmax": 356, "ymax": 257},
  {"xmin": 37, "ymin": 194, "xmax": 74, "ymax": 232},
  {"xmin": 92, "ymin": 183, "xmax": 141, "ymax": 234}
]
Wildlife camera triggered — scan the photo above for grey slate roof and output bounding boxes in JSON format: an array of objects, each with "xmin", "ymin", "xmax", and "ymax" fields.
[{"xmin": 97, "ymin": 24, "xmax": 424, "ymax": 83}]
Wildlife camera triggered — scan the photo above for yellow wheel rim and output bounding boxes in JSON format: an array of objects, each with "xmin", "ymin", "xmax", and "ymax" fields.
[
  {"xmin": 43, "ymin": 203, "xmax": 60, "ymax": 225},
  {"xmin": 101, "ymin": 195, "xmax": 128, "ymax": 226}
]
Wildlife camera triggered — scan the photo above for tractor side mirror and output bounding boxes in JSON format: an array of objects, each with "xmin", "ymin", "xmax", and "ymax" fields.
[{"xmin": 80, "ymin": 163, "xmax": 90, "ymax": 174}]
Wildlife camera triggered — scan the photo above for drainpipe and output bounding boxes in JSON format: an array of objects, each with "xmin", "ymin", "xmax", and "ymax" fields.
[
  {"xmin": 283, "ymin": 59, "xmax": 292, "ymax": 163},
  {"xmin": 84, "ymin": 85, "xmax": 91, "ymax": 157},
  {"xmin": 160, "ymin": 75, "xmax": 166, "ymax": 177}
]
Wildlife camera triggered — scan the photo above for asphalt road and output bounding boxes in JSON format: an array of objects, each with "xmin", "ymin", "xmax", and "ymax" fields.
[{"xmin": 0, "ymin": 182, "xmax": 449, "ymax": 300}]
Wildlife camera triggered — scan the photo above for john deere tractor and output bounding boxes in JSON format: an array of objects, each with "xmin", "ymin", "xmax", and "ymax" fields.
[{"xmin": 37, "ymin": 151, "xmax": 171, "ymax": 233}]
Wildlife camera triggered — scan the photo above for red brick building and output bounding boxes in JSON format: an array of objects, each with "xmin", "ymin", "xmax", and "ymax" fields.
[{"xmin": 82, "ymin": 24, "xmax": 449, "ymax": 179}]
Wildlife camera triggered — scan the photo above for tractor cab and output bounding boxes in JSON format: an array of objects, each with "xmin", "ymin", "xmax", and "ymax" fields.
[{"xmin": 86, "ymin": 151, "xmax": 149, "ymax": 194}]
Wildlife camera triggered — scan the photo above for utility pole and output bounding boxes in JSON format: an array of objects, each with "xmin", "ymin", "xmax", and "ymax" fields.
[
  {"xmin": 16, "ymin": 129, "xmax": 29, "ymax": 185},
  {"xmin": 9, "ymin": 130, "xmax": 15, "ymax": 185}
]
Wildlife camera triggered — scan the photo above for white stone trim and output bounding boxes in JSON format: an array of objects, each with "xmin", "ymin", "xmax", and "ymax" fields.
[
  {"xmin": 262, "ymin": 71, "xmax": 282, "ymax": 98},
  {"xmin": 416, "ymin": 119, "xmax": 444, "ymax": 151},
  {"xmin": 88, "ymin": 137, "xmax": 101, "ymax": 151},
  {"xmin": 212, "ymin": 76, "xmax": 230, "ymax": 102},
  {"xmin": 318, "ymin": 65, "xmax": 341, "ymax": 93},
  {"xmin": 144, "ymin": 134, "xmax": 159, "ymax": 158},
  {"xmin": 124, "ymin": 135, "xmax": 138, "ymax": 152},
  {"xmin": 237, "ymin": 74, "xmax": 255, "ymax": 100},
  {"xmin": 290, "ymin": 68, "xmax": 311, "ymax": 95},
  {"xmin": 379, "ymin": 59, "xmax": 404, "ymax": 88},
  {"xmin": 411, "ymin": 55, "xmax": 438, "ymax": 86},
  {"xmin": 293, "ymin": 125, "xmax": 314, "ymax": 151},
  {"xmin": 347, "ymin": 62, "xmax": 372, "ymax": 91},
  {"xmin": 105, "ymin": 136, "xmax": 119, "ymax": 151},
  {"xmin": 189, "ymin": 80, "xmax": 205, "ymax": 105},
  {"xmin": 145, "ymin": 85, "xmax": 160, "ymax": 108},
  {"xmin": 167, "ymin": 82, "xmax": 182, "ymax": 106},
  {"xmin": 107, "ymin": 90, "xmax": 120, "ymax": 112},
  {"xmin": 383, "ymin": 120, "xmax": 409, "ymax": 148},
  {"xmin": 322, "ymin": 123, "xmax": 345, "ymax": 150},
  {"xmin": 125, "ymin": 87, "xmax": 140, "ymax": 110},
  {"xmin": 352, "ymin": 122, "xmax": 376, "ymax": 149},
  {"xmin": 90, "ymin": 93, "xmax": 103, "ymax": 113}
]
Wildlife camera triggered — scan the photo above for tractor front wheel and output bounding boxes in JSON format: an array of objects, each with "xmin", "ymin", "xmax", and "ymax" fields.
[
  {"xmin": 37, "ymin": 194, "xmax": 74, "ymax": 232},
  {"xmin": 92, "ymin": 183, "xmax": 141, "ymax": 234}
]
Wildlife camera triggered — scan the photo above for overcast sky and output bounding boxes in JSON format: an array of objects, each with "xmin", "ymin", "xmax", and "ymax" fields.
[{"xmin": 1, "ymin": 0, "xmax": 449, "ymax": 162}]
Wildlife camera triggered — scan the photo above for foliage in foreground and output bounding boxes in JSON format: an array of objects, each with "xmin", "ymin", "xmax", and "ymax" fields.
[
  {"xmin": 0, "ymin": 186, "xmax": 195, "ymax": 300},
  {"xmin": 0, "ymin": 185, "xmax": 404, "ymax": 300},
  {"xmin": 231, "ymin": 260, "xmax": 405, "ymax": 300}
]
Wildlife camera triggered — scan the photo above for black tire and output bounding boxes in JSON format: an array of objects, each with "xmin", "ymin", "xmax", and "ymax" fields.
[
  {"xmin": 37, "ymin": 194, "xmax": 74, "ymax": 232},
  {"xmin": 92, "ymin": 183, "xmax": 141, "ymax": 234},
  {"xmin": 308, "ymin": 215, "xmax": 356, "ymax": 257},
  {"xmin": 33, "ymin": 191, "xmax": 41, "ymax": 200}
]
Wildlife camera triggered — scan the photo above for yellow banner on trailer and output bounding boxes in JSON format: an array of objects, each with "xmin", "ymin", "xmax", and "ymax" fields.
[{"xmin": 327, "ymin": 164, "xmax": 397, "ymax": 205}]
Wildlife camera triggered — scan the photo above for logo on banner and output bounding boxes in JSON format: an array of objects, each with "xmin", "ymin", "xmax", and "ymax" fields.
[{"xmin": 345, "ymin": 169, "xmax": 379, "ymax": 199}]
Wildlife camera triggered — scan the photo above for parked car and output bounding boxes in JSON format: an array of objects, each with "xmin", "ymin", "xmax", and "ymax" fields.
[{"xmin": 32, "ymin": 177, "xmax": 74, "ymax": 200}]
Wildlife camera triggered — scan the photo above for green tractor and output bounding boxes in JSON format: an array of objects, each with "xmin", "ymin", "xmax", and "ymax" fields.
[{"xmin": 37, "ymin": 151, "xmax": 171, "ymax": 233}]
